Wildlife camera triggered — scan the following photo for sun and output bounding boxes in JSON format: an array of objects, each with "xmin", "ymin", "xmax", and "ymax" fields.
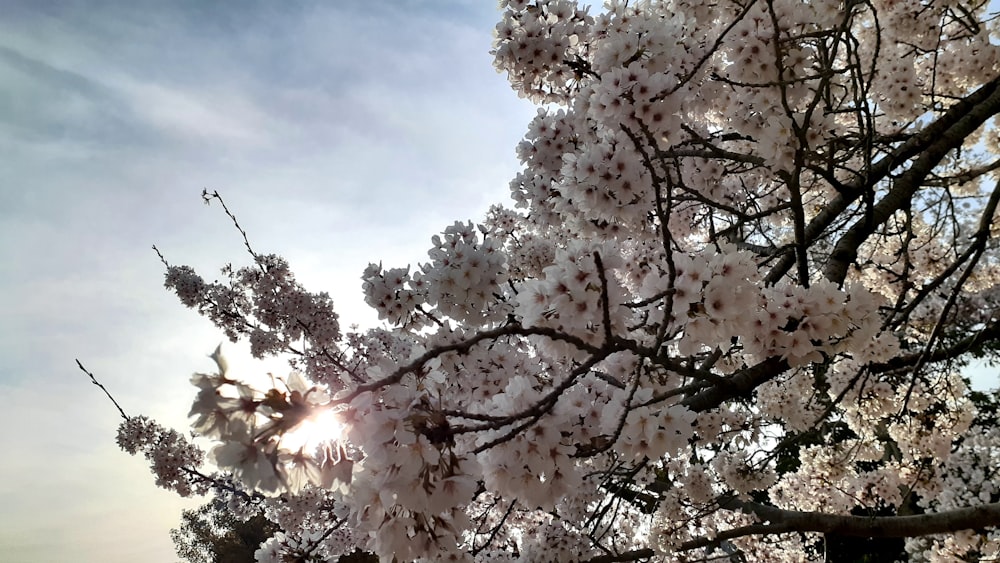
[{"xmin": 280, "ymin": 409, "xmax": 344, "ymax": 451}]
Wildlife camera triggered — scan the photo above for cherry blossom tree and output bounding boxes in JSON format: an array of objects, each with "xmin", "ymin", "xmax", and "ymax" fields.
[{"xmin": 97, "ymin": 0, "xmax": 1000, "ymax": 561}]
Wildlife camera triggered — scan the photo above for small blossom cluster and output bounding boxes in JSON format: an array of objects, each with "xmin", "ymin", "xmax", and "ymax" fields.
[
  {"xmin": 188, "ymin": 351, "xmax": 343, "ymax": 494},
  {"xmin": 254, "ymin": 530, "xmax": 331, "ymax": 563},
  {"xmin": 604, "ymin": 387, "xmax": 694, "ymax": 459},
  {"xmin": 635, "ymin": 246, "xmax": 896, "ymax": 370},
  {"xmin": 515, "ymin": 240, "xmax": 628, "ymax": 347},
  {"xmin": 116, "ymin": 415, "xmax": 205, "ymax": 497},
  {"xmin": 477, "ymin": 413, "xmax": 582, "ymax": 512},
  {"xmin": 493, "ymin": 0, "xmax": 594, "ymax": 103},
  {"xmin": 341, "ymin": 389, "xmax": 481, "ymax": 561},
  {"xmin": 165, "ymin": 254, "xmax": 341, "ymax": 362},
  {"xmin": 363, "ymin": 221, "xmax": 509, "ymax": 327}
]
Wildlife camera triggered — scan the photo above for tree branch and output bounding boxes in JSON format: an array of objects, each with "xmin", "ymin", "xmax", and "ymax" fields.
[
  {"xmin": 765, "ymin": 73, "xmax": 1000, "ymax": 285},
  {"xmin": 76, "ymin": 359, "xmax": 129, "ymax": 420},
  {"xmin": 824, "ymin": 75, "xmax": 1000, "ymax": 284},
  {"xmin": 583, "ymin": 548, "xmax": 657, "ymax": 563},
  {"xmin": 679, "ymin": 498, "xmax": 1000, "ymax": 552}
]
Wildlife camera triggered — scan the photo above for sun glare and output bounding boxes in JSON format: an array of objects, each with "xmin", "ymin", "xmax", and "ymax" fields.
[{"xmin": 280, "ymin": 409, "xmax": 344, "ymax": 451}]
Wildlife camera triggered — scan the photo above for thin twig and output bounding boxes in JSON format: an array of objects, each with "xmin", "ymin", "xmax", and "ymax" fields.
[
  {"xmin": 76, "ymin": 359, "xmax": 129, "ymax": 420},
  {"xmin": 202, "ymin": 189, "xmax": 261, "ymax": 265}
]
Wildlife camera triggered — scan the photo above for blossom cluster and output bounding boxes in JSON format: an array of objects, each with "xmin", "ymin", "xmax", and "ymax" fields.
[
  {"xmin": 165, "ymin": 254, "xmax": 341, "ymax": 372},
  {"xmin": 116, "ymin": 415, "xmax": 205, "ymax": 497},
  {"xmin": 362, "ymin": 221, "xmax": 510, "ymax": 327},
  {"xmin": 187, "ymin": 350, "xmax": 348, "ymax": 495}
]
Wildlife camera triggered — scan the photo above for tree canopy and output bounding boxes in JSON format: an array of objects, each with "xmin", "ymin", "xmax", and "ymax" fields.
[
  {"xmin": 102, "ymin": 0, "xmax": 1000, "ymax": 561},
  {"xmin": 172, "ymin": 494, "xmax": 280, "ymax": 563}
]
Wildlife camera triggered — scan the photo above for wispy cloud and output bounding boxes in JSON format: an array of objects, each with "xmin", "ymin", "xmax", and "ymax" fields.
[{"xmin": 116, "ymin": 80, "xmax": 280, "ymax": 147}]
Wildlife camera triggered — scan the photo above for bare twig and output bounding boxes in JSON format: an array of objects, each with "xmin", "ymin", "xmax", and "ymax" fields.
[{"xmin": 76, "ymin": 359, "xmax": 129, "ymax": 420}]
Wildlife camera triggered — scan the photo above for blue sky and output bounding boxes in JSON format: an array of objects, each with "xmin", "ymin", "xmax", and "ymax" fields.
[{"xmin": 0, "ymin": 2, "xmax": 534, "ymax": 561}]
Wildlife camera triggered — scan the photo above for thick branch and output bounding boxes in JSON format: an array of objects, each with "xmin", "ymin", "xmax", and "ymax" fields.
[
  {"xmin": 872, "ymin": 318, "xmax": 1000, "ymax": 374},
  {"xmin": 583, "ymin": 548, "xmax": 657, "ymax": 563},
  {"xmin": 765, "ymin": 74, "xmax": 1000, "ymax": 285},
  {"xmin": 681, "ymin": 357, "xmax": 789, "ymax": 412},
  {"xmin": 824, "ymin": 75, "xmax": 1000, "ymax": 283},
  {"xmin": 680, "ymin": 499, "xmax": 1000, "ymax": 552}
]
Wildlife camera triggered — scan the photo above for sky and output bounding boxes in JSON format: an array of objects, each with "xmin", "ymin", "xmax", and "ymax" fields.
[{"xmin": 0, "ymin": 2, "xmax": 536, "ymax": 561}]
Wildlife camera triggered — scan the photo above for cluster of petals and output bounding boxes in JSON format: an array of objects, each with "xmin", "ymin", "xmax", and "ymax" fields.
[
  {"xmin": 363, "ymin": 221, "xmax": 509, "ymax": 327},
  {"xmin": 116, "ymin": 415, "xmax": 205, "ymax": 497}
]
